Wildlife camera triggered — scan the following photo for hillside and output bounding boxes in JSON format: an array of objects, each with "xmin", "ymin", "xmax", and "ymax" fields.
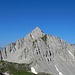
[{"xmin": 0, "ymin": 60, "xmax": 51, "ymax": 75}]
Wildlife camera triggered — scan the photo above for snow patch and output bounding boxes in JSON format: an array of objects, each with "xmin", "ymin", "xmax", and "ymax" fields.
[
  {"xmin": 31, "ymin": 67, "xmax": 38, "ymax": 74},
  {"xmin": 4, "ymin": 72, "xmax": 10, "ymax": 75},
  {"xmin": 55, "ymin": 65, "xmax": 63, "ymax": 75},
  {"xmin": 68, "ymin": 51, "xmax": 74, "ymax": 58},
  {"xmin": 15, "ymin": 46, "xmax": 18, "ymax": 50},
  {"xmin": 32, "ymin": 35, "xmax": 34, "ymax": 39}
]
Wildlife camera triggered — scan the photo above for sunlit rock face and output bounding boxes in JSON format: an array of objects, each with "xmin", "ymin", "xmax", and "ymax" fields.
[{"xmin": 0, "ymin": 27, "xmax": 75, "ymax": 75}]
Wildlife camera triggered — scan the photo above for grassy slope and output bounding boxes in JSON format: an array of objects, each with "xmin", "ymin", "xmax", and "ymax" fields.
[
  {"xmin": 12, "ymin": 70, "xmax": 50, "ymax": 75},
  {"xmin": 0, "ymin": 60, "xmax": 51, "ymax": 75}
]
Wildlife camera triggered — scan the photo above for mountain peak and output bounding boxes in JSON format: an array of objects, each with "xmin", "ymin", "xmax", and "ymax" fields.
[
  {"xmin": 33, "ymin": 27, "xmax": 42, "ymax": 32},
  {"xmin": 35, "ymin": 27, "xmax": 41, "ymax": 29},
  {"xmin": 27, "ymin": 27, "xmax": 44, "ymax": 39}
]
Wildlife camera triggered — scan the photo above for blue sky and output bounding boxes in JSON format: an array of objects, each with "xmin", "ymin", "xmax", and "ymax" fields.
[{"xmin": 0, "ymin": 0, "xmax": 75, "ymax": 46}]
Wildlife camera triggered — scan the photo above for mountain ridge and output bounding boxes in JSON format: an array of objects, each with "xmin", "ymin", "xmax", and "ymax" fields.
[{"xmin": 0, "ymin": 27, "xmax": 75, "ymax": 75}]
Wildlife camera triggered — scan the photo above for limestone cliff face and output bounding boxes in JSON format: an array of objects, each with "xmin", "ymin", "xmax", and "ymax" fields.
[{"xmin": 0, "ymin": 27, "xmax": 75, "ymax": 75}]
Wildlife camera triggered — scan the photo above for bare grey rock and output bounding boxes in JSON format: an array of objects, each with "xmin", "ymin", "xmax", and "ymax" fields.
[{"xmin": 0, "ymin": 27, "xmax": 75, "ymax": 75}]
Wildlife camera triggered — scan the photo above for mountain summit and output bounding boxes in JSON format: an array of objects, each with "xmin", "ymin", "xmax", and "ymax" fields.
[{"xmin": 0, "ymin": 27, "xmax": 75, "ymax": 75}]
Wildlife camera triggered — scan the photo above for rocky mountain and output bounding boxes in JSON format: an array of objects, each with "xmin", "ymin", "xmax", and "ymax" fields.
[{"xmin": 0, "ymin": 27, "xmax": 75, "ymax": 75}]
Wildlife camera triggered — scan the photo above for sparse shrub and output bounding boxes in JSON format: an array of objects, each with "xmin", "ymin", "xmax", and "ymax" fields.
[{"xmin": 41, "ymin": 34, "xmax": 47, "ymax": 43}]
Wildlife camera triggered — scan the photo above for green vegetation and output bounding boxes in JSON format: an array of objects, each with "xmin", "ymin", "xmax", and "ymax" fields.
[
  {"xmin": 0, "ymin": 61, "xmax": 51, "ymax": 75},
  {"xmin": 12, "ymin": 70, "xmax": 51, "ymax": 75},
  {"xmin": 0, "ymin": 60, "xmax": 4, "ymax": 64},
  {"xmin": 41, "ymin": 34, "xmax": 47, "ymax": 43},
  {"xmin": 0, "ymin": 61, "xmax": 30, "ymax": 74}
]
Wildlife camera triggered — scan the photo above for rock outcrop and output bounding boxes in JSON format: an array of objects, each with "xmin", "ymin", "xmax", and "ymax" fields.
[{"xmin": 0, "ymin": 27, "xmax": 75, "ymax": 75}]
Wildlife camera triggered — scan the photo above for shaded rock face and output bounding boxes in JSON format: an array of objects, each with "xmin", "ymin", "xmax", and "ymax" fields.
[
  {"xmin": 0, "ymin": 27, "xmax": 75, "ymax": 75},
  {"xmin": 0, "ymin": 73, "xmax": 3, "ymax": 75}
]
